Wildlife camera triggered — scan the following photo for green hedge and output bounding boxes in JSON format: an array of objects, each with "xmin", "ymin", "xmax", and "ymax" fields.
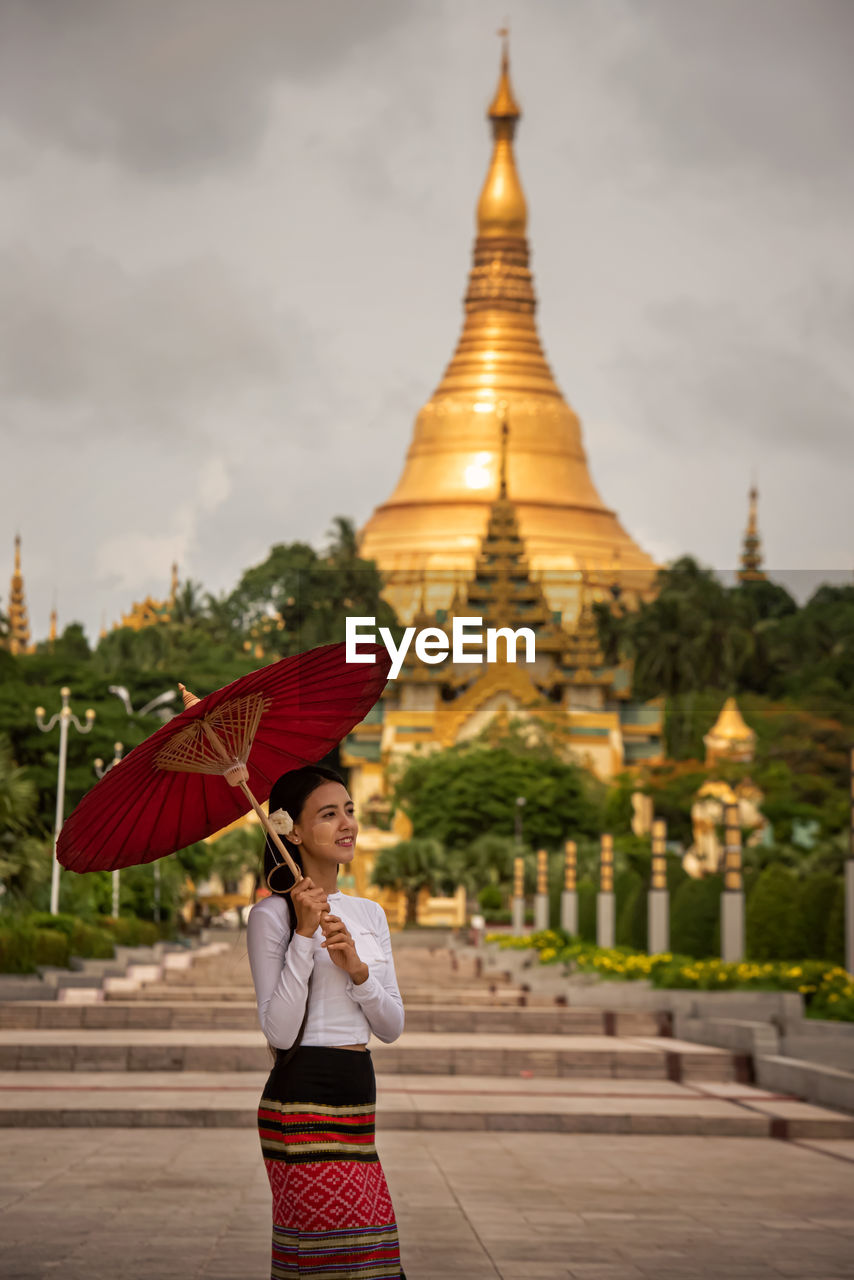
[
  {"xmin": 0, "ymin": 911, "xmax": 161, "ymax": 973},
  {"xmin": 670, "ymin": 875, "xmax": 721, "ymax": 958},
  {"xmin": 745, "ymin": 864, "xmax": 806, "ymax": 961},
  {"xmin": 100, "ymin": 916, "xmax": 160, "ymax": 947},
  {"xmin": 0, "ymin": 924, "xmax": 71, "ymax": 972}
]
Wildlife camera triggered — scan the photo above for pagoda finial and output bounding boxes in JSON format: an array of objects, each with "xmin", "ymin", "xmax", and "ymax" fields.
[
  {"xmin": 489, "ymin": 27, "xmax": 520, "ymax": 123},
  {"xmin": 498, "ymin": 401, "xmax": 509, "ymax": 499},
  {"xmin": 737, "ymin": 481, "xmax": 765, "ymax": 582},
  {"xmin": 170, "ymin": 561, "xmax": 179, "ymax": 604},
  {"xmin": 48, "ymin": 598, "xmax": 58, "ymax": 648},
  {"xmin": 477, "ymin": 31, "xmax": 526, "ymax": 238}
]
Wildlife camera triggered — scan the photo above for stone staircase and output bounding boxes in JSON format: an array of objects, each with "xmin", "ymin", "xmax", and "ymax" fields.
[{"xmin": 1, "ymin": 929, "xmax": 852, "ymax": 1138}]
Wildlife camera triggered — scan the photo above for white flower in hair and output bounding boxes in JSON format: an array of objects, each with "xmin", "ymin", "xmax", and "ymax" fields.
[{"xmin": 268, "ymin": 808, "xmax": 294, "ymax": 835}]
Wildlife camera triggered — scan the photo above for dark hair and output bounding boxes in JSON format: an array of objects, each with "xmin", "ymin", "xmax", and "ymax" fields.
[{"xmin": 263, "ymin": 765, "xmax": 346, "ymax": 934}]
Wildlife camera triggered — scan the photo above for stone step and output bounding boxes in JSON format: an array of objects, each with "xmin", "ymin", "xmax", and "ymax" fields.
[
  {"xmin": 104, "ymin": 983, "xmax": 557, "ymax": 1006},
  {"xmin": 0, "ymin": 1029, "xmax": 744, "ymax": 1081},
  {"xmin": 0, "ymin": 1000, "xmax": 664, "ymax": 1037},
  {"xmin": 0, "ymin": 1069, "xmax": 851, "ymax": 1138}
]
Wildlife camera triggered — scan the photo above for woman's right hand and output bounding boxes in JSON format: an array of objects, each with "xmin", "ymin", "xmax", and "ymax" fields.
[{"xmin": 291, "ymin": 876, "xmax": 330, "ymax": 937}]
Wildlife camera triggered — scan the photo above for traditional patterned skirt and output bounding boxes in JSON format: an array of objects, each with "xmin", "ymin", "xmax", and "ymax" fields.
[{"xmin": 258, "ymin": 1045, "xmax": 405, "ymax": 1280}]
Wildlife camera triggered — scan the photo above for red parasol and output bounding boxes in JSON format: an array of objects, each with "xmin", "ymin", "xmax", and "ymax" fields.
[{"xmin": 57, "ymin": 640, "xmax": 391, "ymax": 878}]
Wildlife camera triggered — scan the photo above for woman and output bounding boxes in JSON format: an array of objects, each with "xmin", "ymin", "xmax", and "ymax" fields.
[{"xmin": 246, "ymin": 764, "xmax": 407, "ymax": 1280}]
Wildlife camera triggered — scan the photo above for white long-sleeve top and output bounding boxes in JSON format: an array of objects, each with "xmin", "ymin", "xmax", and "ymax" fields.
[{"xmin": 246, "ymin": 890, "xmax": 405, "ymax": 1049}]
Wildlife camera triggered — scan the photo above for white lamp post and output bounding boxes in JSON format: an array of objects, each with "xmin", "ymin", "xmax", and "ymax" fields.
[
  {"xmin": 94, "ymin": 743, "xmax": 124, "ymax": 917},
  {"xmin": 36, "ymin": 687, "xmax": 95, "ymax": 915}
]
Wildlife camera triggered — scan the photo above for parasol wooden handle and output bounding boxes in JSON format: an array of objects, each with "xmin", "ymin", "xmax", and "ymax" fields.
[{"xmin": 239, "ymin": 782, "xmax": 303, "ymax": 887}]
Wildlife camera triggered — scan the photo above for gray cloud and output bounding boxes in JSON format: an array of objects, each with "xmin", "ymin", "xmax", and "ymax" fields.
[
  {"xmin": 0, "ymin": 246, "xmax": 299, "ymax": 434},
  {"xmin": 0, "ymin": 0, "xmax": 852, "ymax": 642},
  {"xmin": 0, "ymin": 0, "xmax": 413, "ymax": 174},
  {"xmin": 618, "ymin": 294, "xmax": 854, "ymax": 455},
  {"xmin": 612, "ymin": 0, "xmax": 854, "ymax": 183}
]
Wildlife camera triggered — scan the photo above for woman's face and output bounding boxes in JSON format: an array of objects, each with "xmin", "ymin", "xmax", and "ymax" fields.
[{"xmin": 292, "ymin": 781, "xmax": 358, "ymax": 866}]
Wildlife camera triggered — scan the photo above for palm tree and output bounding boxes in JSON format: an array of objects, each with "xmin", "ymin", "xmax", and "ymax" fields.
[
  {"xmin": 371, "ymin": 838, "xmax": 446, "ymax": 925},
  {"xmin": 0, "ymin": 735, "xmax": 48, "ymax": 906}
]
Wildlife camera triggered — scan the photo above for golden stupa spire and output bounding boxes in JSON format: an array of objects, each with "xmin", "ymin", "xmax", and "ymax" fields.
[
  {"xmin": 6, "ymin": 534, "xmax": 32, "ymax": 656},
  {"xmin": 737, "ymin": 483, "xmax": 765, "ymax": 582},
  {"xmin": 477, "ymin": 31, "xmax": 526, "ymax": 239},
  {"xmin": 48, "ymin": 599, "xmax": 58, "ymax": 648},
  {"xmin": 358, "ymin": 37, "xmax": 657, "ymax": 624}
]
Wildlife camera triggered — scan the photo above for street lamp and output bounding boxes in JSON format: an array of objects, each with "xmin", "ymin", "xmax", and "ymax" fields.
[
  {"xmin": 94, "ymin": 743, "xmax": 124, "ymax": 917},
  {"xmin": 36, "ymin": 687, "xmax": 95, "ymax": 916}
]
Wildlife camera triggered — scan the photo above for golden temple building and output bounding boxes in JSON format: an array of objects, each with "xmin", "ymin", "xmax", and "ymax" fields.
[
  {"xmin": 344, "ymin": 417, "xmax": 664, "ymax": 880},
  {"xmin": 359, "ymin": 42, "xmax": 657, "ymax": 625},
  {"xmin": 3, "ymin": 535, "xmax": 34, "ymax": 656},
  {"xmin": 115, "ymin": 562, "xmax": 179, "ymax": 631}
]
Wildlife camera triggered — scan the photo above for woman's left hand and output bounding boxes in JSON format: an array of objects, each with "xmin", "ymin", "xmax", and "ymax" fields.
[{"xmin": 320, "ymin": 915, "xmax": 369, "ymax": 984}]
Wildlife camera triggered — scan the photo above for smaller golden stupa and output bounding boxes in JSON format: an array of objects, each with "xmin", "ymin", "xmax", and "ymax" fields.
[
  {"xmin": 3, "ymin": 535, "xmax": 34, "ymax": 656},
  {"xmin": 737, "ymin": 485, "xmax": 765, "ymax": 583},
  {"xmin": 703, "ymin": 696, "xmax": 756, "ymax": 766}
]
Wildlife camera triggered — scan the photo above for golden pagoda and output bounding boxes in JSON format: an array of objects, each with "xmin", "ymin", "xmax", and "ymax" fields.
[
  {"xmin": 345, "ymin": 420, "xmax": 663, "ymax": 812},
  {"xmin": 703, "ymin": 696, "xmax": 756, "ymax": 766},
  {"xmin": 4, "ymin": 535, "xmax": 33, "ymax": 656},
  {"xmin": 359, "ymin": 40, "xmax": 657, "ymax": 624},
  {"xmin": 737, "ymin": 484, "xmax": 765, "ymax": 582}
]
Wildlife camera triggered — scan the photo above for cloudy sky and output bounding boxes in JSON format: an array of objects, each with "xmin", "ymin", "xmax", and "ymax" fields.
[{"xmin": 1, "ymin": 0, "xmax": 852, "ymax": 642}]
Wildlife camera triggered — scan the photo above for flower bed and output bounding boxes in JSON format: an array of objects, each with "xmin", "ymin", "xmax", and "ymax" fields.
[{"xmin": 485, "ymin": 930, "xmax": 854, "ymax": 1022}]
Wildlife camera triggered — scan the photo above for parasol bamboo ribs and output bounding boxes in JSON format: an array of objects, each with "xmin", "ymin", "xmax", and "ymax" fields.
[{"xmin": 173, "ymin": 683, "xmax": 303, "ymax": 886}]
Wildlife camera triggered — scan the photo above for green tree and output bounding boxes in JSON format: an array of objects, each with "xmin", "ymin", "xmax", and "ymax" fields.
[
  {"xmin": 392, "ymin": 733, "xmax": 600, "ymax": 852},
  {"xmin": 230, "ymin": 518, "xmax": 398, "ymax": 657},
  {"xmin": 371, "ymin": 838, "xmax": 446, "ymax": 925},
  {"xmin": 0, "ymin": 735, "xmax": 49, "ymax": 909}
]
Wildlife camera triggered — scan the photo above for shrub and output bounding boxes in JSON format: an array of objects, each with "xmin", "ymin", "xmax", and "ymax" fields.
[
  {"xmin": 69, "ymin": 922, "xmax": 115, "ymax": 959},
  {"xmin": 746, "ymin": 864, "xmax": 806, "ymax": 961},
  {"xmin": 825, "ymin": 882, "xmax": 846, "ymax": 967},
  {"xmin": 670, "ymin": 875, "xmax": 722, "ymax": 958},
  {"xmin": 799, "ymin": 874, "xmax": 841, "ymax": 961},
  {"xmin": 34, "ymin": 928, "xmax": 71, "ymax": 967},
  {"xmin": 101, "ymin": 917, "xmax": 159, "ymax": 947},
  {"xmin": 616, "ymin": 871, "xmax": 646, "ymax": 951},
  {"xmin": 24, "ymin": 912, "xmax": 79, "ymax": 937},
  {"xmin": 477, "ymin": 885, "xmax": 504, "ymax": 914},
  {"xmin": 0, "ymin": 924, "xmax": 37, "ymax": 973},
  {"xmin": 577, "ymin": 878, "xmax": 597, "ymax": 944}
]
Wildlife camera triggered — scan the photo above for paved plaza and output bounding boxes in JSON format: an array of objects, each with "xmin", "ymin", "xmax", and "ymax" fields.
[
  {"xmin": 1, "ymin": 1128, "xmax": 853, "ymax": 1279},
  {"xmin": 1, "ymin": 934, "xmax": 853, "ymax": 1277}
]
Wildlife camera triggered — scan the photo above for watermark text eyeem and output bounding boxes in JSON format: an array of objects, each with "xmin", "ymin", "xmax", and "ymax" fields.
[{"xmin": 346, "ymin": 616, "xmax": 536, "ymax": 679}]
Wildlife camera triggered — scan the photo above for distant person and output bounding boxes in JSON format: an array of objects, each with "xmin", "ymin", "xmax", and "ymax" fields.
[{"xmin": 247, "ymin": 765, "xmax": 407, "ymax": 1279}]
